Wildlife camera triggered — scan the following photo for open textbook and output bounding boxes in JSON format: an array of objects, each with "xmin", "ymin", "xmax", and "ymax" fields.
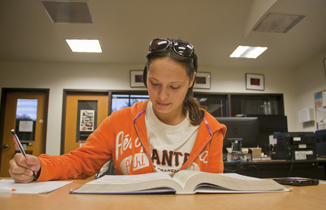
[{"xmin": 70, "ymin": 170, "xmax": 290, "ymax": 195}]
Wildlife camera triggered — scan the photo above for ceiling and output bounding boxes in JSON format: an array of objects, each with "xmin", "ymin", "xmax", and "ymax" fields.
[{"xmin": 1, "ymin": 0, "xmax": 326, "ymax": 71}]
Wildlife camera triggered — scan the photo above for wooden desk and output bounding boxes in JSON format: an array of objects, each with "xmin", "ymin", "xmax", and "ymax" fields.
[
  {"xmin": 224, "ymin": 158, "xmax": 326, "ymax": 180},
  {"xmin": 1, "ymin": 179, "xmax": 325, "ymax": 210}
]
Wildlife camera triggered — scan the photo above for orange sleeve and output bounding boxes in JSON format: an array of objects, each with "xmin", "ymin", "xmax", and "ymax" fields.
[
  {"xmin": 206, "ymin": 126, "xmax": 226, "ymax": 173},
  {"xmin": 37, "ymin": 116, "xmax": 115, "ymax": 181}
]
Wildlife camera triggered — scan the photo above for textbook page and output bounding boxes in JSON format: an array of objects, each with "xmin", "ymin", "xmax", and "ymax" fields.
[
  {"xmin": 173, "ymin": 171, "xmax": 290, "ymax": 193},
  {"xmin": 194, "ymin": 173, "xmax": 291, "ymax": 193},
  {"xmin": 72, "ymin": 172, "xmax": 184, "ymax": 194},
  {"xmin": 0, "ymin": 179, "xmax": 72, "ymax": 194}
]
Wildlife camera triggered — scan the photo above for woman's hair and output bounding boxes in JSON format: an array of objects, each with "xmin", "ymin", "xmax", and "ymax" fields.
[{"xmin": 143, "ymin": 38, "xmax": 204, "ymax": 125}]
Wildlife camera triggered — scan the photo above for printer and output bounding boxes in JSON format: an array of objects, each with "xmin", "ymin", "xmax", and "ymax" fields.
[
  {"xmin": 272, "ymin": 132, "xmax": 316, "ymax": 160},
  {"xmin": 315, "ymin": 129, "xmax": 326, "ymax": 157}
]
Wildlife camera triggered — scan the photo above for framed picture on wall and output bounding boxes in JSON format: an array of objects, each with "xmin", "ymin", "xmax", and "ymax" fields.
[
  {"xmin": 130, "ymin": 70, "xmax": 145, "ymax": 87},
  {"xmin": 194, "ymin": 72, "xmax": 211, "ymax": 89},
  {"xmin": 246, "ymin": 73, "xmax": 265, "ymax": 91}
]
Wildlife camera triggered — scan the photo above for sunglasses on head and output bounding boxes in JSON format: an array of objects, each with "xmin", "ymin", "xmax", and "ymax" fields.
[{"xmin": 149, "ymin": 38, "xmax": 194, "ymax": 57}]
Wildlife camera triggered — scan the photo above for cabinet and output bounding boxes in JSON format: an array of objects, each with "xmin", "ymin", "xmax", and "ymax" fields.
[
  {"xmin": 109, "ymin": 91, "xmax": 285, "ymax": 118},
  {"xmin": 109, "ymin": 91, "xmax": 284, "ymax": 117},
  {"xmin": 193, "ymin": 93, "xmax": 228, "ymax": 117},
  {"xmin": 193, "ymin": 93, "xmax": 284, "ymax": 117},
  {"xmin": 193, "ymin": 93, "xmax": 286, "ymax": 150},
  {"xmin": 230, "ymin": 94, "xmax": 284, "ymax": 116}
]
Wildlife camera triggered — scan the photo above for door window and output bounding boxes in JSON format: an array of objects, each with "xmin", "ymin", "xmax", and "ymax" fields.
[{"xmin": 15, "ymin": 99, "xmax": 38, "ymax": 142}]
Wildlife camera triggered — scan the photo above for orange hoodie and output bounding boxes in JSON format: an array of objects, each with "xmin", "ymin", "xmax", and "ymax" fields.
[{"xmin": 37, "ymin": 101, "xmax": 226, "ymax": 181}]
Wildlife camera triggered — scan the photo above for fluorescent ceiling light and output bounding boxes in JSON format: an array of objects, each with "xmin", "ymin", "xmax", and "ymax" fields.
[
  {"xmin": 66, "ymin": 39, "xmax": 102, "ymax": 53},
  {"xmin": 230, "ymin": 46, "xmax": 267, "ymax": 59}
]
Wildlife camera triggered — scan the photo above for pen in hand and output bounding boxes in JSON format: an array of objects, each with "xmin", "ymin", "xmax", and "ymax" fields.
[{"xmin": 11, "ymin": 129, "xmax": 38, "ymax": 181}]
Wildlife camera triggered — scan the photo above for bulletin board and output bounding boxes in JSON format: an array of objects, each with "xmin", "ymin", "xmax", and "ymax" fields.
[{"xmin": 315, "ymin": 89, "xmax": 326, "ymax": 130}]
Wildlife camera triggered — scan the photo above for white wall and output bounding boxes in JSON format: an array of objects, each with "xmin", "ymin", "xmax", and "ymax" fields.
[
  {"xmin": 294, "ymin": 50, "xmax": 326, "ymax": 131},
  {"xmin": 1, "ymin": 52, "xmax": 324, "ymax": 155}
]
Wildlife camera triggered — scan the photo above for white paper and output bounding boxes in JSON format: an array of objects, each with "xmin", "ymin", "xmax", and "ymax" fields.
[
  {"xmin": 19, "ymin": 120, "xmax": 33, "ymax": 132},
  {"xmin": 0, "ymin": 179, "xmax": 72, "ymax": 194},
  {"xmin": 269, "ymin": 135, "xmax": 277, "ymax": 145},
  {"xmin": 322, "ymin": 92, "xmax": 326, "ymax": 107},
  {"xmin": 316, "ymin": 108, "xmax": 325, "ymax": 122}
]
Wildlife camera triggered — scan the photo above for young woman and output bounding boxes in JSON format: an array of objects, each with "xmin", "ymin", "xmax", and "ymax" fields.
[{"xmin": 9, "ymin": 38, "xmax": 226, "ymax": 183}]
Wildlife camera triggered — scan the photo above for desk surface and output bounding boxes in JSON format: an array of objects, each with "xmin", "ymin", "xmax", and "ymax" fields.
[
  {"xmin": 224, "ymin": 157, "xmax": 326, "ymax": 164},
  {"xmin": 1, "ymin": 179, "xmax": 325, "ymax": 210}
]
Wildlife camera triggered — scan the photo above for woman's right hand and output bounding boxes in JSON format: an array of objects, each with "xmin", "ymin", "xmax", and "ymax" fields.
[{"xmin": 9, "ymin": 153, "xmax": 41, "ymax": 183}]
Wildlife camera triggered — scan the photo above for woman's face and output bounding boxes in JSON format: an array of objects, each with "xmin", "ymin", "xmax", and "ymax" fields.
[{"xmin": 147, "ymin": 57, "xmax": 195, "ymax": 122}]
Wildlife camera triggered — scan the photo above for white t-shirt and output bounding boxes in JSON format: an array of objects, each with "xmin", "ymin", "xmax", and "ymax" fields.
[{"xmin": 145, "ymin": 101, "xmax": 199, "ymax": 175}]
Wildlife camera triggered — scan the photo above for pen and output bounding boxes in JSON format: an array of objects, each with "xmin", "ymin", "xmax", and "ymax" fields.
[
  {"xmin": 0, "ymin": 187, "xmax": 16, "ymax": 193},
  {"xmin": 11, "ymin": 129, "xmax": 38, "ymax": 181}
]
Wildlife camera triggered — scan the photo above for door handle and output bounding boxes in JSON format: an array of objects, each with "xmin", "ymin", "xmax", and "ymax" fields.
[{"xmin": 3, "ymin": 144, "xmax": 11, "ymax": 149}]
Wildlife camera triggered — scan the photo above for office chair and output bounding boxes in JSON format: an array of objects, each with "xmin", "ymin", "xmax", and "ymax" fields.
[{"xmin": 95, "ymin": 160, "xmax": 117, "ymax": 178}]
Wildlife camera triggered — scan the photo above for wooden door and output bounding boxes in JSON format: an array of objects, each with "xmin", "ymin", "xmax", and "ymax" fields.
[
  {"xmin": 63, "ymin": 92, "xmax": 109, "ymax": 154},
  {"xmin": 0, "ymin": 91, "xmax": 48, "ymax": 177}
]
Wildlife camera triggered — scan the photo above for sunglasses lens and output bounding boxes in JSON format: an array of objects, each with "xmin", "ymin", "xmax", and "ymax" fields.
[
  {"xmin": 174, "ymin": 42, "xmax": 194, "ymax": 57},
  {"xmin": 150, "ymin": 39, "xmax": 170, "ymax": 51},
  {"xmin": 149, "ymin": 38, "xmax": 194, "ymax": 57}
]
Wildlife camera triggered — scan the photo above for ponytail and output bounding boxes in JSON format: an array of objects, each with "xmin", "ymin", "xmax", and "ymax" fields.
[{"xmin": 183, "ymin": 86, "xmax": 205, "ymax": 126}]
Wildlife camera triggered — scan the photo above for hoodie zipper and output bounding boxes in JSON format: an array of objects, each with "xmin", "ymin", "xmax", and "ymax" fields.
[
  {"xmin": 133, "ymin": 117, "xmax": 156, "ymax": 172},
  {"xmin": 181, "ymin": 117, "xmax": 214, "ymax": 170},
  {"xmin": 181, "ymin": 134, "xmax": 213, "ymax": 170}
]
